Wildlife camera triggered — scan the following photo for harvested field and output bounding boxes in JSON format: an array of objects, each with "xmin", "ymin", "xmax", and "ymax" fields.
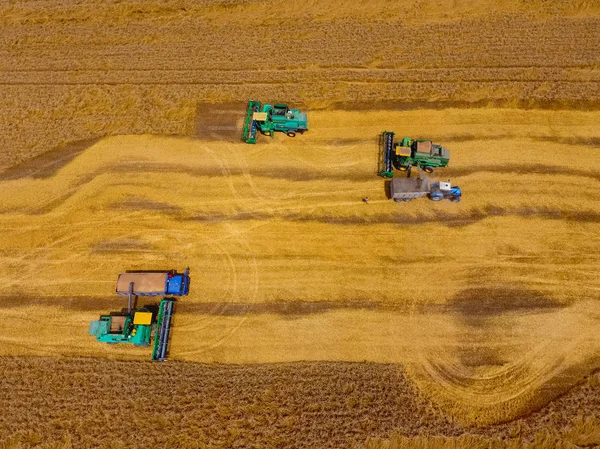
[
  {"xmin": 0, "ymin": 108, "xmax": 598, "ymax": 431},
  {"xmin": 1, "ymin": 0, "xmax": 600, "ymax": 447}
]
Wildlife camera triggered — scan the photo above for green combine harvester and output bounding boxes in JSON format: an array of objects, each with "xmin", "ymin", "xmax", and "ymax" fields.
[
  {"xmin": 242, "ymin": 100, "xmax": 308, "ymax": 144},
  {"xmin": 379, "ymin": 131, "xmax": 450, "ymax": 178},
  {"xmin": 88, "ymin": 268, "xmax": 190, "ymax": 361}
]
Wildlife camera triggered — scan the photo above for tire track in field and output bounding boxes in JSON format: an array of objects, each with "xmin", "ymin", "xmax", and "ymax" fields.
[
  {"xmin": 0, "ymin": 116, "xmax": 597, "ymax": 423},
  {"xmin": 168, "ymin": 144, "xmax": 261, "ymax": 357},
  {"xmin": 403, "ymin": 292, "xmax": 600, "ymax": 424}
]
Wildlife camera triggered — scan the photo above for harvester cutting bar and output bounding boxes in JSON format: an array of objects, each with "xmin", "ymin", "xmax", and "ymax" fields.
[
  {"xmin": 379, "ymin": 131, "xmax": 395, "ymax": 178},
  {"xmin": 242, "ymin": 100, "xmax": 261, "ymax": 144},
  {"xmin": 152, "ymin": 299, "xmax": 175, "ymax": 362}
]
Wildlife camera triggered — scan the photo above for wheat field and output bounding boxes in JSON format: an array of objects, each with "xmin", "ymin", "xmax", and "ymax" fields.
[
  {"xmin": 1, "ymin": 0, "xmax": 600, "ymax": 448},
  {"xmin": 2, "ymin": 358, "xmax": 600, "ymax": 449},
  {"xmin": 0, "ymin": 108, "xmax": 599, "ymax": 442},
  {"xmin": 1, "ymin": 0, "xmax": 599, "ymax": 168}
]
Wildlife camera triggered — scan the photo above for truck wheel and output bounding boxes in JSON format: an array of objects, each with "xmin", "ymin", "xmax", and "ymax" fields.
[
  {"xmin": 286, "ymin": 131, "xmax": 296, "ymax": 137},
  {"xmin": 423, "ymin": 166, "xmax": 434, "ymax": 173}
]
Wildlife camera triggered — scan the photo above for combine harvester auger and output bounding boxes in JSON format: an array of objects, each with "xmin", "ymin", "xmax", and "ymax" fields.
[
  {"xmin": 242, "ymin": 100, "xmax": 308, "ymax": 144},
  {"xmin": 88, "ymin": 268, "xmax": 190, "ymax": 361}
]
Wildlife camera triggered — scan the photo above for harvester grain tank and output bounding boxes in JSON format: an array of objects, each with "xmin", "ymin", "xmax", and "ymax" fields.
[
  {"xmin": 390, "ymin": 177, "xmax": 461, "ymax": 203},
  {"xmin": 242, "ymin": 100, "xmax": 308, "ymax": 143},
  {"xmin": 88, "ymin": 268, "xmax": 190, "ymax": 361},
  {"xmin": 379, "ymin": 131, "xmax": 450, "ymax": 177}
]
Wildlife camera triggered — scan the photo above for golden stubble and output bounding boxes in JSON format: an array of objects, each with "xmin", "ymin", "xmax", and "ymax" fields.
[{"xmin": 0, "ymin": 108, "xmax": 598, "ymax": 424}]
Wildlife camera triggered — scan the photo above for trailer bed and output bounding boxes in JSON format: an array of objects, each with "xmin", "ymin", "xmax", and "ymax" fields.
[
  {"xmin": 390, "ymin": 177, "xmax": 431, "ymax": 202},
  {"xmin": 115, "ymin": 269, "xmax": 189, "ymax": 296}
]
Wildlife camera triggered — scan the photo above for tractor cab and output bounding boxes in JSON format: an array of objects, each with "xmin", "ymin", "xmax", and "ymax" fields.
[
  {"xmin": 394, "ymin": 144, "xmax": 411, "ymax": 157},
  {"xmin": 450, "ymin": 186, "xmax": 462, "ymax": 199},
  {"xmin": 438, "ymin": 181, "xmax": 451, "ymax": 191},
  {"xmin": 108, "ymin": 315, "xmax": 128, "ymax": 334}
]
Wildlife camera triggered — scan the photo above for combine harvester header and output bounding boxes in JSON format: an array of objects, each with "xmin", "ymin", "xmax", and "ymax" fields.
[{"xmin": 89, "ymin": 268, "xmax": 190, "ymax": 361}]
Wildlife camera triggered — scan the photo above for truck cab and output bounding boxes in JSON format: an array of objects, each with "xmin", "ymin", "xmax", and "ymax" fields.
[{"xmin": 429, "ymin": 181, "xmax": 461, "ymax": 202}]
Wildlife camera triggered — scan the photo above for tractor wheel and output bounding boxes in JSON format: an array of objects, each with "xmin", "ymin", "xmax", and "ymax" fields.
[
  {"xmin": 399, "ymin": 166, "xmax": 408, "ymax": 172},
  {"xmin": 423, "ymin": 166, "xmax": 434, "ymax": 174},
  {"xmin": 430, "ymin": 195, "xmax": 442, "ymax": 201},
  {"xmin": 451, "ymin": 197, "xmax": 461, "ymax": 203},
  {"xmin": 286, "ymin": 131, "xmax": 296, "ymax": 137},
  {"xmin": 261, "ymin": 130, "xmax": 271, "ymax": 136}
]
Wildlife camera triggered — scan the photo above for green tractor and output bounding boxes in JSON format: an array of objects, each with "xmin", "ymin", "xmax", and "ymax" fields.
[
  {"xmin": 242, "ymin": 100, "xmax": 308, "ymax": 144},
  {"xmin": 379, "ymin": 131, "xmax": 450, "ymax": 178}
]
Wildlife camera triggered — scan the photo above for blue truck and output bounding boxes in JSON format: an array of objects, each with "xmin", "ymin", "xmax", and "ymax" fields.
[{"xmin": 390, "ymin": 178, "xmax": 461, "ymax": 203}]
